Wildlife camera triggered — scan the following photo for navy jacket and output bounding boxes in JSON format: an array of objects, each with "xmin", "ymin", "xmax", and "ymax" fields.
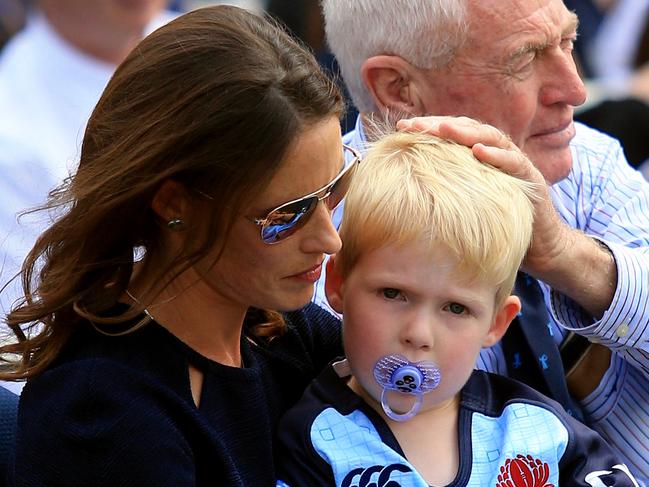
[{"xmin": 11, "ymin": 303, "xmax": 342, "ymax": 486}]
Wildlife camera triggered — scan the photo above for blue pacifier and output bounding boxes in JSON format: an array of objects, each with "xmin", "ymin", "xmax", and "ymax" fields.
[{"xmin": 373, "ymin": 354, "xmax": 441, "ymax": 422}]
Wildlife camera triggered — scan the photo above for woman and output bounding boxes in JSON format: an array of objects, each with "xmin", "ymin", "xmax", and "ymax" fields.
[{"xmin": 0, "ymin": 6, "xmax": 359, "ymax": 485}]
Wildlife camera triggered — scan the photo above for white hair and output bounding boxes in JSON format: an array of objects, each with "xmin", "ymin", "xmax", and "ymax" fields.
[{"xmin": 321, "ymin": 0, "xmax": 468, "ymax": 113}]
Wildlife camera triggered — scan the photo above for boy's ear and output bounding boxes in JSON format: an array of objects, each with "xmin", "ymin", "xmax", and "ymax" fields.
[
  {"xmin": 325, "ymin": 254, "xmax": 344, "ymax": 314},
  {"xmin": 482, "ymin": 295, "xmax": 521, "ymax": 348},
  {"xmin": 361, "ymin": 55, "xmax": 424, "ymax": 116}
]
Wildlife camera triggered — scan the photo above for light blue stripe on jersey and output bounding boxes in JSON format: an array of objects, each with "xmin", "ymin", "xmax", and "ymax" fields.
[
  {"xmin": 310, "ymin": 408, "xmax": 426, "ymax": 487},
  {"xmin": 309, "ymin": 403, "xmax": 569, "ymax": 487},
  {"xmin": 468, "ymin": 403, "xmax": 568, "ymax": 486}
]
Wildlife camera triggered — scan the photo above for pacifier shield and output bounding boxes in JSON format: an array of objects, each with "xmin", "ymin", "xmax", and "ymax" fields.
[
  {"xmin": 372, "ymin": 354, "xmax": 441, "ymax": 422},
  {"xmin": 373, "ymin": 354, "xmax": 441, "ymax": 394}
]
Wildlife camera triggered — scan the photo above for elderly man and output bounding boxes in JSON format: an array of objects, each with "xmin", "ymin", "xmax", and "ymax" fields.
[{"xmin": 319, "ymin": 0, "xmax": 649, "ymax": 481}]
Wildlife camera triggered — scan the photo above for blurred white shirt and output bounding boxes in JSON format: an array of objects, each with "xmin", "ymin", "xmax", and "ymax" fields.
[{"xmin": 0, "ymin": 10, "xmax": 176, "ymax": 393}]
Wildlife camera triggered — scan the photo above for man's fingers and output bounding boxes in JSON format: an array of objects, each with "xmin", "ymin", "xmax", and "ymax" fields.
[
  {"xmin": 473, "ymin": 143, "xmax": 521, "ymax": 174},
  {"xmin": 473, "ymin": 143, "xmax": 546, "ymax": 192},
  {"xmin": 438, "ymin": 121, "xmax": 515, "ymax": 150},
  {"xmin": 397, "ymin": 116, "xmax": 442, "ymax": 133},
  {"xmin": 397, "ymin": 115, "xmax": 542, "ymax": 184},
  {"xmin": 397, "ymin": 116, "xmax": 515, "ymax": 151}
]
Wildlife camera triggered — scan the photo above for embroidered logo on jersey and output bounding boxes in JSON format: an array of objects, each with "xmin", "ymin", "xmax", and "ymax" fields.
[
  {"xmin": 584, "ymin": 464, "xmax": 640, "ymax": 487},
  {"xmin": 496, "ymin": 454, "xmax": 554, "ymax": 487},
  {"xmin": 341, "ymin": 463, "xmax": 412, "ymax": 487}
]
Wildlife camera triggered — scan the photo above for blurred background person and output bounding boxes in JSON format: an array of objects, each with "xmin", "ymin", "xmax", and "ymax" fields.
[
  {"xmin": 265, "ymin": 0, "xmax": 358, "ymax": 133},
  {"xmin": 578, "ymin": 0, "xmax": 649, "ymax": 99},
  {"xmin": 0, "ymin": 0, "xmax": 175, "ymax": 393},
  {"xmin": 178, "ymin": 0, "xmax": 266, "ymax": 11},
  {"xmin": 567, "ymin": 0, "xmax": 649, "ymax": 172},
  {"xmin": 0, "ymin": 0, "xmax": 25, "ymax": 49}
]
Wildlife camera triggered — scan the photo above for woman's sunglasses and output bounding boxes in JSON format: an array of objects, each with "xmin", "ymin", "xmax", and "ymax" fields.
[{"xmin": 252, "ymin": 144, "xmax": 361, "ymax": 244}]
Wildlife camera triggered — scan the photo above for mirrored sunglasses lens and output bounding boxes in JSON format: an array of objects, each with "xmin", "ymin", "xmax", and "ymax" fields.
[
  {"xmin": 261, "ymin": 196, "xmax": 318, "ymax": 243},
  {"xmin": 325, "ymin": 158, "xmax": 357, "ymax": 210}
]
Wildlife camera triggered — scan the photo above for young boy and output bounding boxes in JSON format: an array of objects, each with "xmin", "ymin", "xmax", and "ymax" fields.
[{"xmin": 276, "ymin": 132, "xmax": 640, "ymax": 487}]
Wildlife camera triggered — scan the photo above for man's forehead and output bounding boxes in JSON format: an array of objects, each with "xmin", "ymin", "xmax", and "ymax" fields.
[{"xmin": 466, "ymin": 0, "xmax": 578, "ymax": 54}]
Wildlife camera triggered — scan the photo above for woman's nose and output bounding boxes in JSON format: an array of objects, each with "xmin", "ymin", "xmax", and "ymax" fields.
[{"xmin": 299, "ymin": 201, "xmax": 342, "ymax": 255}]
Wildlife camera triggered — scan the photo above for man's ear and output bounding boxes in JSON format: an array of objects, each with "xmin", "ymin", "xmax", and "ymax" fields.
[
  {"xmin": 325, "ymin": 254, "xmax": 345, "ymax": 314},
  {"xmin": 361, "ymin": 55, "xmax": 425, "ymax": 116},
  {"xmin": 483, "ymin": 295, "xmax": 521, "ymax": 348},
  {"xmin": 151, "ymin": 180, "xmax": 191, "ymax": 226}
]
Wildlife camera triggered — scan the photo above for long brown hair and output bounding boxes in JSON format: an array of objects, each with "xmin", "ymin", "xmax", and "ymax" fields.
[{"xmin": 0, "ymin": 5, "xmax": 344, "ymax": 380}]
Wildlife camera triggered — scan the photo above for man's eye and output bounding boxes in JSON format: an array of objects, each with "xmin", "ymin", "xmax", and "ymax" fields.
[
  {"xmin": 382, "ymin": 288, "xmax": 402, "ymax": 300},
  {"xmin": 446, "ymin": 302, "xmax": 466, "ymax": 315},
  {"xmin": 514, "ymin": 52, "xmax": 535, "ymax": 71},
  {"xmin": 561, "ymin": 37, "xmax": 575, "ymax": 52}
]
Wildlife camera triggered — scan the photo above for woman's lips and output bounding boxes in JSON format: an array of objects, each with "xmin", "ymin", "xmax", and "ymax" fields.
[{"xmin": 289, "ymin": 263, "xmax": 323, "ymax": 283}]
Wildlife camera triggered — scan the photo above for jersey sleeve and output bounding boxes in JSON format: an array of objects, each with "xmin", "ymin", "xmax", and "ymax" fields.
[
  {"xmin": 275, "ymin": 396, "xmax": 336, "ymax": 487},
  {"xmin": 559, "ymin": 411, "xmax": 641, "ymax": 486}
]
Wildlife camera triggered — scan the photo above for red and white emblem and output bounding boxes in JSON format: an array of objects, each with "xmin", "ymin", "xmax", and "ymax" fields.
[{"xmin": 496, "ymin": 454, "xmax": 554, "ymax": 487}]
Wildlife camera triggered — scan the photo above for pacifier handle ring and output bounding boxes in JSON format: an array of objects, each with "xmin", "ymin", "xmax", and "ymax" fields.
[{"xmin": 380, "ymin": 388, "xmax": 423, "ymax": 422}]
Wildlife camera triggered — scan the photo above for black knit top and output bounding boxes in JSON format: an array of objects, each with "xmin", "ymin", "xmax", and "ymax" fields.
[{"xmin": 10, "ymin": 303, "xmax": 342, "ymax": 486}]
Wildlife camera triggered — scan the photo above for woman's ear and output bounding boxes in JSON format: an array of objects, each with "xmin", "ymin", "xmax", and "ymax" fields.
[
  {"xmin": 483, "ymin": 295, "xmax": 521, "ymax": 348},
  {"xmin": 324, "ymin": 254, "xmax": 345, "ymax": 313},
  {"xmin": 151, "ymin": 180, "xmax": 191, "ymax": 228},
  {"xmin": 361, "ymin": 55, "xmax": 425, "ymax": 116}
]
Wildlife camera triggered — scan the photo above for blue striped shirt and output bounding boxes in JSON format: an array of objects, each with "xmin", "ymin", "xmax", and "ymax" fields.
[{"xmin": 313, "ymin": 117, "xmax": 649, "ymax": 483}]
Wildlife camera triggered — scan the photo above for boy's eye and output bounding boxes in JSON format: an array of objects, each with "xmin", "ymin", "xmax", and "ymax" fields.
[
  {"xmin": 446, "ymin": 302, "xmax": 466, "ymax": 315},
  {"xmin": 381, "ymin": 288, "xmax": 402, "ymax": 300}
]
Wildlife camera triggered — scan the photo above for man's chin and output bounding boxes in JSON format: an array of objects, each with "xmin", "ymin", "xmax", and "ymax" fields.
[{"xmin": 528, "ymin": 147, "xmax": 574, "ymax": 185}]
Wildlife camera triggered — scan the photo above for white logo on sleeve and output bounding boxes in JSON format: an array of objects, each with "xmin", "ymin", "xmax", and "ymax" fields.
[{"xmin": 584, "ymin": 464, "xmax": 640, "ymax": 487}]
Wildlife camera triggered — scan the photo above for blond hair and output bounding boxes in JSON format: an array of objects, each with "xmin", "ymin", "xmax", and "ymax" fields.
[{"xmin": 339, "ymin": 131, "xmax": 536, "ymax": 306}]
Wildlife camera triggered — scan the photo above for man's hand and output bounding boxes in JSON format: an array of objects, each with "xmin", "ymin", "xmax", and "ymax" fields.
[
  {"xmin": 397, "ymin": 116, "xmax": 616, "ymax": 319},
  {"xmin": 397, "ymin": 116, "xmax": 569, "ymax": 272}
]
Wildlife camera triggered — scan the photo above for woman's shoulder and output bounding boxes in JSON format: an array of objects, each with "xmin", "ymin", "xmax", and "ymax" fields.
[
  {"xmin": 60, "ymin": 316, "xmax": 184, "ymax": 368},
  {"xmin": 15, "ymin": 351, "xmax": 197, "ymax": 485},
  {"xmin": 17, "ymin": 324, "xmax": 196, "ymax": 459},
  {"xmin": 281, "ymin": 302, "xmax": 342, "ymax": 358},
  {"xmin": 21, "ymin": 320, "xmax": 191, "ymax": 418},
  {"xmin": 22, "ymin": 331, "xmax": 175, "ymax": 414},
  {"xmin": 283, "ymin": 302, "xmax": 341, "ymax": 340}
]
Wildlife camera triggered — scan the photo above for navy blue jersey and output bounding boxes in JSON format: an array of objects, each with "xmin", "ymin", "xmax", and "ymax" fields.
[{"xmin": 276, "ymin": 364, "xmax": 640, "ymax": 487}]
